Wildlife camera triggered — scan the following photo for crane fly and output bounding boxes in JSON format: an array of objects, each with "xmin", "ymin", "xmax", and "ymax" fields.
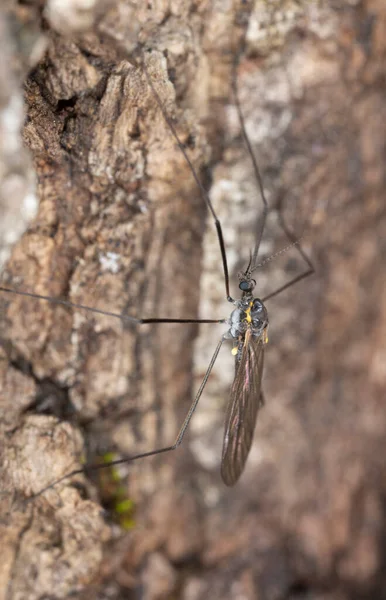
[{"xmin": 0, "ymin": 51, "xmax": 314, "ymax": 501}]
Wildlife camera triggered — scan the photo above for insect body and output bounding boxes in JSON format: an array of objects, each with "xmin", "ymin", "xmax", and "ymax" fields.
[
  {"xmin": 227, "ymin": 296, "xmax": 268, "ymax": 352},
  {"xmin": 221, "ymin": 274, "xmax": 269, "ymax": 486}
]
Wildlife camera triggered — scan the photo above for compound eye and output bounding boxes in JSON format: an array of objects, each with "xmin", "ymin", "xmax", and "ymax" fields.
[
  {"xmin": 239, "ymin": 280, "xmax": 251, "ymax": 291},
  {"xmin": 239, "ymin": 279, "xmax": 256, "ymax": 292}
]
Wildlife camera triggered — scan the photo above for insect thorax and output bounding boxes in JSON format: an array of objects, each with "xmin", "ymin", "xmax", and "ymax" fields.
[{"xmin": 226, "ymin": 296, "xmax": 269, "ymax": 341}]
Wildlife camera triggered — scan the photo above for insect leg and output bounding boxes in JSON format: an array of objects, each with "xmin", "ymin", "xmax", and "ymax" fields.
[
  {"xmin": 231, "ymin": 53, "xmax": 268, "ymax": 269},
  {"xmin": 28, "ymin": 336, "xmax": 225, "ymax": 502},
  {"xmin": 140, "ymin": 318, "xmax": 226, "ymax": 324},
  {"xmin": 0, "ymin": 285, "xmax": 142, "ymax": 323},
  {"xmin": 231, "ymin": 54, "xmax": 315, "ymax": 301},
  {"xmin": 0, "ymin": 286, "xmax": 226, "ymax": 325},
  {"xmin": 262, "ymin": 202, "xmax": 315, "ymax": 302},
  {"xmin": 142, "ymin": 58, "xmax": 232, "ymax": 302}
]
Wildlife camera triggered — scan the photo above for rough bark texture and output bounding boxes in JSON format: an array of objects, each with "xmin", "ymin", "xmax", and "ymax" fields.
[{"xmin": 0, "ymin": 1, "xmax": 385, "ymax": 599}]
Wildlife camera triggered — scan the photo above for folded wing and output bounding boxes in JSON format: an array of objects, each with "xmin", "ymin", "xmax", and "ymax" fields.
[{"xmin": 221, "ymin": 328, "xmax": 265, "ymax": 486}]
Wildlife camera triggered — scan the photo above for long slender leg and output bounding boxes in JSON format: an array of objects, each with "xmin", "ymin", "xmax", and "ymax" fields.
[
  {"xmin": 262, "ymin": 268, "xmax": 314, "ymax": 303},
  {"xmin": 231, "ymin": 52, "xmax": 315, "ymax": 298},
  {"xmin": 262, "ymin": 194, "xmax": 315, "ymax": 302},
  {"xmin": 231, "ymin": 52, "xmax": 268, "ymax": 270},
  {"xmin": 0, "ymin": 286, "xmax": 226, "ymax": 325},
  {"xmin": 0, "ymin": 286, "xmax": 141, "ymax": 323},
  {"xmin": 27, "ymin": 336, "xmax": 225, "ymax": 502},
  {"xmin": 141, "ymin": 318, "xmax": 225, "ymax": 324},
  {"xmin": 142, "ymin": 58, "xmax": 232, "ymax": 301}
]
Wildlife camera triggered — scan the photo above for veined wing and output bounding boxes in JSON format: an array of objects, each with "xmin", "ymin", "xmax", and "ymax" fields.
[{"xmin": 221, "ymin": 328, "xmax": 265, "ymax": 486}]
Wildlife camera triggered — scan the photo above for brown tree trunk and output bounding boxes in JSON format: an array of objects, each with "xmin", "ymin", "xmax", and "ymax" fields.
[{"xmin": 1, "ymin": 1, "xmax": 385, "ymax": 599}]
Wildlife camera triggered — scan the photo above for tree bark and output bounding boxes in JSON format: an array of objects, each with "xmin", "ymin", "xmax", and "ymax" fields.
[{"xmin": 0, "ymin": 1, "xmax": 385, "ymax": 599}]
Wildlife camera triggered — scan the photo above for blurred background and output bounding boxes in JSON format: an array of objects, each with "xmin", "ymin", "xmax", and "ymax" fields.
[{"xmin": 0, "ymin": 1, "xmax": 385, "ymax": 599}]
